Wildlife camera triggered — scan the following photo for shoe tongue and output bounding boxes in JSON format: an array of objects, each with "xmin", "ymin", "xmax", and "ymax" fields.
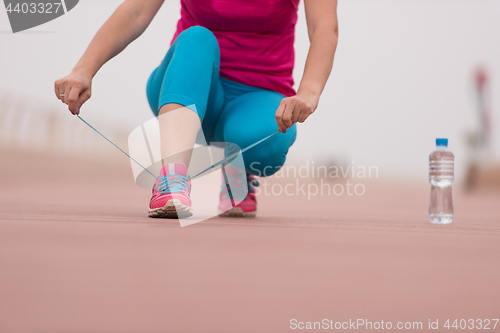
[{"xmin": 160, "ymin": 163, "xmax": 187, "ymax": 177}]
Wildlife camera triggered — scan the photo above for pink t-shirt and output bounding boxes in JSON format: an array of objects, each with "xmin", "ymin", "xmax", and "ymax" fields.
[{"xmin": 171, "ymin": 0, "xmax": 300, "ymax": 97}]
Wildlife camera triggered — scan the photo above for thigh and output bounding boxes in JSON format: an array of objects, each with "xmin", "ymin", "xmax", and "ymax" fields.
[
  {"xmin": 146, "ymin": 26, "xmax": 225, "ymax": 123},
  {"xmin": 214, "ymin": 90, "xmax": 297, "ymax": 176}
]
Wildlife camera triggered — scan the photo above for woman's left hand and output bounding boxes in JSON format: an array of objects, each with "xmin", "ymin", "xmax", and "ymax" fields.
[{"xmin": 275, "ymin": 92, "xmax": 319, "ymax": 133}]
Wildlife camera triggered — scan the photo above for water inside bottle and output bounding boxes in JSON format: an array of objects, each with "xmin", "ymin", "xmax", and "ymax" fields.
[{"xmin": 429, "ymin": 142, "xmax": 454, "ymax": 224}]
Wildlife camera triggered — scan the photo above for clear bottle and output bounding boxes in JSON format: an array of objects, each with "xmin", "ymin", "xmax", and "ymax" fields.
[{"xmin": 429, "ymin": 138, "xmax": 454, "ymax": 224}]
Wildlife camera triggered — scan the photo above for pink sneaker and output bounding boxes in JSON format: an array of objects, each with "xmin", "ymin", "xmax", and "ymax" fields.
[
  {"xmin": 218, "ymin": 166, "xmax": 259, "ymax": 217},
  {"xmin": 149, "ymin": 163, "xmax": 192, "ymax": 218}
]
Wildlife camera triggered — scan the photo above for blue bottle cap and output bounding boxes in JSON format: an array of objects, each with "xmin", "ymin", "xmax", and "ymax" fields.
[{"xmin": 436, "ymin": 138, "xmax": 448, "ymax": 147}]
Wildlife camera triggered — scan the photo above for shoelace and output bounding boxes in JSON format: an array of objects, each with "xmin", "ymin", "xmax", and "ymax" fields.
[
  {"xmin": 155, "ymin": 175, "xmax": 190, "ymax": 194},
  {"xmin": 77, "ymin": 114, "xmax": 279, "ymax": 181},
  {"xmin": 222, "ymin": 173, "xmax": 260, "ymax": 200}
]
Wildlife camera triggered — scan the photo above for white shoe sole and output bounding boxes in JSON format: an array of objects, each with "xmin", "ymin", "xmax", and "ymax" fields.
[
  {"xmin": 218, "ymin": 207, "xmax": 256, "ymax": 218},
  {"xmin": 149, "ymin": 199, "xmax": 193, "ymax": 219}
]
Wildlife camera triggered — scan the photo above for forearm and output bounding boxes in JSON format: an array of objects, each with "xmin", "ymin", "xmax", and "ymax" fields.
[
  {"xmin": 297, "ymin": 25, "xmax": 338, "ymax": 100},
  {"xmin": 72, "ymin": 1, "xmax": 161, "ymax": 77}
]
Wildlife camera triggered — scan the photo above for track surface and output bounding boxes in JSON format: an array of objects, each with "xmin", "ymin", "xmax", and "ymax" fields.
[{"xmin": 1, "ymin": 149, "xmax": 499, "ymax": 332}]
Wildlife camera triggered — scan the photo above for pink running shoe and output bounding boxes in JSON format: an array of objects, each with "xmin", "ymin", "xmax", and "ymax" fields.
[
  {"xmin": 218, "ymin": 166, "xmax": 259, "ymax": 217},
  {"xmin": 149, "ymin": 163, "xmax": 192, "ymax": 218}
]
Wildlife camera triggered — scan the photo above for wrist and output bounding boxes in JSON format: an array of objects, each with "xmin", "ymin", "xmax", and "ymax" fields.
[
  {"xmin": 71, "ymin": 64, "xmax": 96, "ymax": 79},
  {"xmin": 296, "ymin": 88, "xmax": 320, "ymax": 107},
  {"xmin": 297, "ymin": 85, "xmax": 320, "ymax": 99}
]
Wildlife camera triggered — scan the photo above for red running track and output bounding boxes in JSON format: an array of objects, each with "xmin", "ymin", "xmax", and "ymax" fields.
[{"xmin": 1, "ymin": 148, "xmax": 499, "ymax": 332}]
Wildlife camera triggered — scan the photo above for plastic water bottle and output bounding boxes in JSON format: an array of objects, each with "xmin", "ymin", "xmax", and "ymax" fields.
[{"xmin": 428, "ymin": 138, "xmax": 454, "ymax": 224}]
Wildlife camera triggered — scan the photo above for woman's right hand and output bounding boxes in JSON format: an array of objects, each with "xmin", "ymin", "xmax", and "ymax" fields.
[
  {"xmin": 54, "ymin": 71, "xmax": 92, "ymax": 115},
  {"xmin": 53, "ymin": 0, "xmax": 165, "ymax": 115}
]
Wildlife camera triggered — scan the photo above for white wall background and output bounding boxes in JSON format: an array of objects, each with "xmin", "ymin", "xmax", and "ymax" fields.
[{"xmin": 1, "ymin": 0, "xmax": 499, "ymax": 182}]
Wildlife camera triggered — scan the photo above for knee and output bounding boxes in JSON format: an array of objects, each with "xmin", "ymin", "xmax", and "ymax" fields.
[
  {"xmin": 245, "ymin": 151, "xmax": 284, "ymax": 177},
  {"xmin": 175, "ymin": 26, "xmax": 219, "ymax": 52},
  {"xmin": 243, "ymin": 129, "xmax": 296, "ymax": 177}
]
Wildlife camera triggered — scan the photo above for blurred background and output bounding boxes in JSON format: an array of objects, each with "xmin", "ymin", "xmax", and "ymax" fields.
[{"xmin": 1, "ymin": 0, "xmax": 499, "ymax": 188}]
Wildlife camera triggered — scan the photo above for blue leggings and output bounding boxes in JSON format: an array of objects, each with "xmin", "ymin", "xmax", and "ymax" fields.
[{"xmin": 146, "ymin": 26, "xmax": 297, "ymax": 177}]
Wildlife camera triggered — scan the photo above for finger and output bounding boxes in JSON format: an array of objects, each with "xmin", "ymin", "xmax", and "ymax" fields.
[
  {"xmin": 76, "ymin": 88, "xmax": 91, "ymax": 114},
  {"xmin": 297, "ymin": 110, "xmax": 310, "ymax": 123},
  {"xmin": 54, "ymin": 81, "xmax": 61, "ymax": 100},
  {"xmin": 282, "ymin": 103, "xmax": 295, "ymax": 129},
  {"xmin": 291, "ymin": 105, "xmax": 301, "ymax": 124},
  {"xmin": 275, "ymin": 101, "xmax": 287, "ymax": 132},
  {"xmin": 67, "ymin": 85, "xmax": 81, "ymax": 114},
  {"xmin": 55, "ymin": 81, "xmax": 65, "ymax": 102},
  {"xmin": 63, "ymin": 84, "xmax": 70, "ymax": 105}
]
